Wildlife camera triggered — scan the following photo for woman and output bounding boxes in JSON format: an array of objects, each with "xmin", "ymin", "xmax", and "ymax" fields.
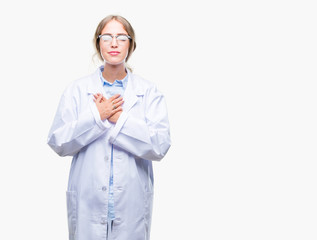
[{"xmin": 47, "ymin": 15, "xmax": 171, "ymax": 240}]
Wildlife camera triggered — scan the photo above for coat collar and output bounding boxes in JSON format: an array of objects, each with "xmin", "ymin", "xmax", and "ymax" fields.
[
  {"xmin": 87, "ymin": 67, "xmax": 144, "ymax": 112},
  {"xmin": 86, "ymin": 69, "xmax": 104, "ymax": 94}
]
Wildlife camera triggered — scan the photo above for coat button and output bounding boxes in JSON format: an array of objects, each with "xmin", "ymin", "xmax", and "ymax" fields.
[
  {"xmin": 102, "ymin": 186, "xmax": 107, "ymax": 191},
  {"xmin": 104, "ymin": 156, "xmax": 109, "ymax": 161}
]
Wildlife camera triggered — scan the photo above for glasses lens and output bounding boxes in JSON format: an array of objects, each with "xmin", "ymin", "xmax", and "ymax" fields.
[
  {"xmin": 101, "ymin": 35, "xmax": 112, "ymax": 42},
  {"xmin": 117, "ymin": 35, "xmax": 129, "ymax": 41}
]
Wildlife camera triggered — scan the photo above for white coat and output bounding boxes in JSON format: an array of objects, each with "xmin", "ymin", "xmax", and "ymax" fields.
[{"xmin": 47, "ymin": 68, "xmax": 171, "ymax": 240}]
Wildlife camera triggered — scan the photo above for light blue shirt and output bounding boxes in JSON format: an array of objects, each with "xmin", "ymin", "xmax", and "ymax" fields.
[
  {"xmin": 99, "ymin": 66, "xmax": 128, "ymax": 98},
  {"xmin": 99, "ymin": 66, "xmax": 128, "ymax": 221}
]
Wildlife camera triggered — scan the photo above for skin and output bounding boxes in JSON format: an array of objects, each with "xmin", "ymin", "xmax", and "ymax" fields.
[{"xmin": 93, "ymin": 20, "xmax": 131, "ymax": 123}]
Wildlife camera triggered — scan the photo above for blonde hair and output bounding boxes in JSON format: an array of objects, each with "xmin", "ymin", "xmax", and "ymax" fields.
[{"xmin": 93, "ymin": 15, "xmax": 136, "ymax": 67}]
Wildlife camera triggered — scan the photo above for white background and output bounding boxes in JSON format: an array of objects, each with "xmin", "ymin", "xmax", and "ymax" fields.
[{"xmin": 0, "ymin": 0, "xmax": 316, "ymax": 239}]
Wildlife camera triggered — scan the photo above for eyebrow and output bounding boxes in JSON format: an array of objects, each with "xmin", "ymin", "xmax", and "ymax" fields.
[{"xmin": 102, "ymin": 32, "xmax": 128, "ymax": 36}]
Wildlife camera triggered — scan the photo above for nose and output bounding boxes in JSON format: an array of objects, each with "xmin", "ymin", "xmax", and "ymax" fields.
[{"xmin": 111, "ymin": 37, "xmax": 118, "ymax": 47}]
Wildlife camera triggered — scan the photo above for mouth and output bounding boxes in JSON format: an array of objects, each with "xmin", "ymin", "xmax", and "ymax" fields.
[{"xmin": 108, "ymin": 51, "xmax": 120, "ymax": 56}]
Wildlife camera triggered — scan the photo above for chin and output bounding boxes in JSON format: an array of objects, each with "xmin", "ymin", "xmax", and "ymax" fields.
[
  {"xmin": 105, "ymin": 62, "xmax": 125, "ymax": 67},
  {"xmin": 105, "ymin": 58, "xmax": 126, "ymax": 66}
]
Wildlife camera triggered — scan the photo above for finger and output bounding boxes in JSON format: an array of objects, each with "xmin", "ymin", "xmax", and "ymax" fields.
[
  {"xmin": 112, "ymin": 101, "xmax": 123, "ymax": 110},
  {"xmin": 96, "ymin": 94, "xmax": 103, "ymax": 103},
  {"xmin": 112, "ymin": 107, "xmax": 122, "ymax": 114},
  {"xmin": 112, "ymin": 97, "xmax": 123, "ymax": 104},
  {"xmin": 101, "ymin": 96, "xmax": 107, "ymax": 102},
  {"xmin": 109, "ymin": 94, "xmax": 121, "ymax": 101},
  {"xmin": 93, "ymin": 93, "xmax": 101, "ymax": 99},
  {"xmin": 115, "ymin": 99, "xmax": 124, "ymax": 107},
  {"xmin": 111, "ymin": 97, "xmax": 123, "ymax": 105}
]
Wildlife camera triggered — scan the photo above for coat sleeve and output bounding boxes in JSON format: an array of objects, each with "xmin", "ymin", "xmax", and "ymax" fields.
[
  {"xmin": 47, "ymin": 84, "xmax": 111, "ymax": 157},
  {"xmin": 109, "ymin": 86, "xmax": 171, "ymax": 161}
]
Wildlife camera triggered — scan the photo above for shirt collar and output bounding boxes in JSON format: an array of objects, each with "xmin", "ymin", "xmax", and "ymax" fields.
[{"xmin": 98, "ymin": 65, "xmax": 128, "ymax": 89}]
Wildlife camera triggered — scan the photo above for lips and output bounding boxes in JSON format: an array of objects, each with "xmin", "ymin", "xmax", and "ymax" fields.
[{"xmin": 108, "ymin": 51, "xmax": 120, "ymax": 56}]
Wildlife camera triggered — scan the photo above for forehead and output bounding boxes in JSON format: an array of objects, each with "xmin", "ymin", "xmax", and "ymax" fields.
[{"xmin": 101, "ymin": 20, "xmax": 127, "ymax": 35}]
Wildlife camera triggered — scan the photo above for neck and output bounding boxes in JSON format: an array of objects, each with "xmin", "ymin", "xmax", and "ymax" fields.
[{"xmin": 102, "ymin": 63, "xmax": 127, "ymax": 83}]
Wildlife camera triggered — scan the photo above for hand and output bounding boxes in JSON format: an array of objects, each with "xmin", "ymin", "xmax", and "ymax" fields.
[
  {"xmin": 93, "ymin": 93, "xmax": 124, "ymax": 122},
  {"xmin": 108, "ymin": 110, "xmax": 122, "ymax": 123}
]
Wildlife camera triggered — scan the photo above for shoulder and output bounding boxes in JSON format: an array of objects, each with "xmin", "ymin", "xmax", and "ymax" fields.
[
  {"xmin": 67, "ymin": 73, "xmax": 94, "ymax": 90},
  {"xmin": 63, "ymin": 71, "xmax": 97, "ymax": 96},
  {"xmin": 130, "ymin": 73, "xmax": 154, "ymax": 87},
  {"xmin": 129, "ymin": 73, "xmax": 159, "ymax": 94},
  {"xmin": 129, "ymin": 73, "xmax": 166, "ymax": 105}
]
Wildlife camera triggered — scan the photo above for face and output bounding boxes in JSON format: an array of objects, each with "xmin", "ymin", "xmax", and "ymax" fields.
[{"xmin": 99, "ymin": 20, "xmax": 130, "ymax": 66}]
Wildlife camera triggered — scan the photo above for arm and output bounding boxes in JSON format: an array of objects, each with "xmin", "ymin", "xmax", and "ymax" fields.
[
  {"xmin": 109, "ymin": 86, "xmax": 171, "ymax": 161},
  {"xmin": 47, "ymin": 87, "xmax": 112, "ymax": 157}
]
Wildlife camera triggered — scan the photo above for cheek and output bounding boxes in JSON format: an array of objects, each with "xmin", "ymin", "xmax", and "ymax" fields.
[
  {"xmin": 123, "ymin": 45, "xmax": 130, "ymax": 57},
  {"xmin": 100, "ymin": 45, "xmax": 108, "ymax": 54}
]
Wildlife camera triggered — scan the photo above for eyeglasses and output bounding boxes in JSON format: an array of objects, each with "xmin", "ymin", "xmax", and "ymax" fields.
[{"xmin": 98, "ymin": 34, "xmax": 132, "ymax": 45}]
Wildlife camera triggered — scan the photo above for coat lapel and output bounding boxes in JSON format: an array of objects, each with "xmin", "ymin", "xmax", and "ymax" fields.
[
  {"xmin": 86, "ymin": 69, "xmax": 105, "ymax": 95},
  {"xmin": 122, "ymin": 72, "xmax": 142, "ymax": 112}
]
